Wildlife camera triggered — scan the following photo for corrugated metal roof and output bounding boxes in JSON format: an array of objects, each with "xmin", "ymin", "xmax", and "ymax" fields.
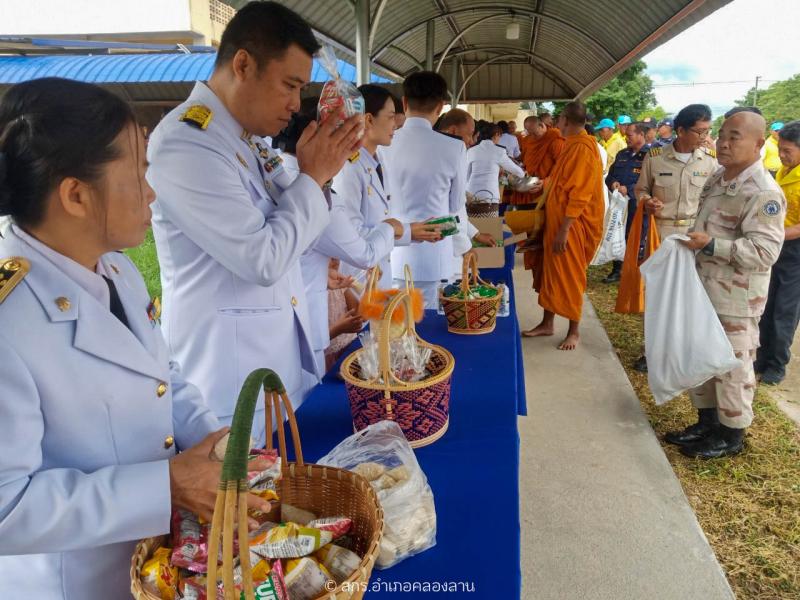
[{"xmin": 225, "ymin": 0, "xmax": 733, "ymax": 102}]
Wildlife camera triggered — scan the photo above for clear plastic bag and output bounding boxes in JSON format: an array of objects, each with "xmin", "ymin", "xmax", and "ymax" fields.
[
  {"xmin": 356, "ymin": 331, "xmax": 431, "ymax": 383},
  {"xmin": 316, "ymin": 45, "xmax": 365, "ymax": 130},
  {"xmin": 316, "ymin": 421, "xmax": 437, "ymax": 569},
  {"xmin": 591, "ymin": 189, "xmax": 628, "ymax": 265}
]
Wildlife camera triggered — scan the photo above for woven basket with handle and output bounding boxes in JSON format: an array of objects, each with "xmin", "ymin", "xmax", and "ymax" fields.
[
  {"xmin": 131, "ymin": 368, "xmax": 384, "ymax": 600},
  {"xmin": 359, "ymin": 265, "xmax": 421, "ymax": 341},
  {"xmin": 440, "ymin": 253, "xmax": 503, "ymax": 335},
  {"xmin": 466, "ymin": 189, "xmax": 499, "ymax": 218},
  {"xmin": 341, "ymin": 291, "xmax": 455, "ymax": 449}
]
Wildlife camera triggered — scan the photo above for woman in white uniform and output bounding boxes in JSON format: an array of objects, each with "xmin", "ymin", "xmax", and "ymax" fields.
[
  {"xmin": 466, "ymin": 122, "xmax": 525, "ymax": 201},
  {"xmin": 334, "ymin": 85, "xmax": 441, "ymax": 289},
  {"xmin": 0, "ymin": 79, "xmax": 271, "ymax": 600}
]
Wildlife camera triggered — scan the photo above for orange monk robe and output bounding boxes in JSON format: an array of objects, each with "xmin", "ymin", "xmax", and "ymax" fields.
[
  {"xmin": 510, "ymin": 128, "xmax": 565, "ymax": 206},
  {"xmin": 537, "ymin": 130, "xmax": 606, "ymax": 322}
]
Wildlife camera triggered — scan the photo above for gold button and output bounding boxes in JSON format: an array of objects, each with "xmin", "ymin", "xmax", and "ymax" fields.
[
  {"xmin": 4, "ymin": 259, "xmax": 20, "ymax": 272},
  {"xmin": 291, "ymin": 296, "xmax": 298, "ymax": 307},
  {"xmin": 156, "ymin": 382, "xmax": 168, "ymax": 397},
  {"xmin": 164, "ymin": 435, "xmax": 175, "ymax": 449},
  {"xmin": 55, "ymin": 297, "xmax": 71, "ymax": 312}
]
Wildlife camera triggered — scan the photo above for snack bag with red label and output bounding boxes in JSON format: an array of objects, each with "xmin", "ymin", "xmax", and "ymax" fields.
[{"xmin": 316, "ymin": 44, "xmax": 365, "ymax": 132}]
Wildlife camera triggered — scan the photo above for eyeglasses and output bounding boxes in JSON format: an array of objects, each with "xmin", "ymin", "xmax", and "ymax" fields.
[{"xmin": 688, "ymin": 127, "xmax": 711, "ymax": 138}]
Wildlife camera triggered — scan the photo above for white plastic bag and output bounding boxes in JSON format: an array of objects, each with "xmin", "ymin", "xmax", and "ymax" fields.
[
  {"xmin": 640, "ymin": 235, "xmax": 741, "ymax": 405},
  {"xmin": 591, "ymin": 189, "xmax": 628, "ymax": 265},
  {"xmin": 316, "ymin": 421, "xmax": 436, "ymax": 569}
]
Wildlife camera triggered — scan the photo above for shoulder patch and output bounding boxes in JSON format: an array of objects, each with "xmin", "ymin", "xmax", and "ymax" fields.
[
  {"xmin": 702, "ymin": 146, "xmax": 716, "ymax": 158},
  {"xmin": 180, "ymin": 104, "xmax": 213, "ymax": 130},
  {"xmin": 0, "ymin": 256, "xmax": 30, "ymax": 304},
  {"xmin": 761, "ymin": 198, "xmax": 782, "ymax": 218},
  {"xmin": 649, "ymin": 147, "xmax": 662, "ymax": 157}
]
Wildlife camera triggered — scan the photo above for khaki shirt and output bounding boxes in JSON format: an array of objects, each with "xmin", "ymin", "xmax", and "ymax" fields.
[
  {"xmin": 693, "ymin": 161, "xmax": 786, "ymax": 318},
  {"xmin": 635, "ymin": 142, "xmax": 717, "ymax": 224}
]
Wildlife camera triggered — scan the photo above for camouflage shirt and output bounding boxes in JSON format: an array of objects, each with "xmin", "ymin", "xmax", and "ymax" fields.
[{"xmin": 693, "ymin": 160, "xmax": 785, "ymax": 318}]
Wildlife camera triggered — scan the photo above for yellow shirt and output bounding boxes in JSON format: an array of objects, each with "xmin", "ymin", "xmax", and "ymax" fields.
[
  {"xmin": 601, "ymin": 131, "xmax": 627, "ymax": 166},
  {"xmin": 776, "ymin": 163, "xmax": 800, "ymax": 227},
  {"xmin": 763, "ymin": 135, "xmax": 782, "ymax": 172}
]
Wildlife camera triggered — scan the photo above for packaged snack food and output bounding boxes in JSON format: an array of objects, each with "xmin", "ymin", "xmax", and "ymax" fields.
[
  {"xmin": 171, "ymin": 509, "xmax": 209, "ymax": 572},
  {"xmin": 315, "ymin": 544, "xmax": 363, "ymax": 584},
  {"xmin": 306, "ymin": 516, "xmax": 352, "ymax": 540},
  {"xmin": 284, "ymin": 557, "xmax": 334, "ymax": 600},
  {"xmin": 425, "ymin": 215, "xmax": 460, "ymax": 237},
  {"xmin": 316, "ymin": 45, "xmax": 364, "ymax": 131},
  {"xmin": 141, "ymin": 546, "xmax": 177, "ymax": 600},
  {"xmin": 280, "ymin": 503, "xmax": 317, "ymax": 526},
  {"xmin": 252, "ymin": 523, "xmax": 334, "ymax": 559},
  {"xmin": 353, "ymin": 462, "xmax": 385, "ymax": 481}
]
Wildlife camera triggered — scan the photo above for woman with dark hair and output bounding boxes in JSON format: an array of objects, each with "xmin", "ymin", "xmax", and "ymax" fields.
[
  {"xmin": 466, "ymin": 122, "xmax": 524, "ymax": 201},
  {"xmin": 333, "ymin": 83, "xmax": 440, "ymax": 289},
  {"xmin": 0, "ymin": 78, "xmax": 274, "ymax": 599},
  {"xmin": 497, "ymin": 119, "xmax": 521, "ymax": 159}
]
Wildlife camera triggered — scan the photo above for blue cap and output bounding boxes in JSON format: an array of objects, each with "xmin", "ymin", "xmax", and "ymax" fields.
[
  {"xmin": 658, "ymin": 117, "xmax": 674, "ymax": 128},
  {"xmin": 618, "ymin": 115, "xmax": 632, "ymax": 125},
  {"xmin": 770, "ymin": 121, "xmax": 784, "ymax": 131},
  {"xmin": 595, "ymin": 118, "xmax": 615, "ymax": 130}
]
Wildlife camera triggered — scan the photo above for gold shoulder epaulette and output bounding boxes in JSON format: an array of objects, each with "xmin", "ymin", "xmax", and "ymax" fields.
[
  {"xmin": 347, "ymin": 150, "xmax": 361, "ymax": 163},
  {"xmin": 703, "ymin": 146, "xmax": 717, "ymax": 158},
  {"xmin": 649, "ymin": 147, "xmax": 662, "ymax": 157},
  {"xmin": 180, "ymin": 104, "xmax": 213, "ymax": 130},
  {"xmin": 0, "ymin": 257, "xmax": 30, "ymax": 304}
]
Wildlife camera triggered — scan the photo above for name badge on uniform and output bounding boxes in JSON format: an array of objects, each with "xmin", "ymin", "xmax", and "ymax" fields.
[{"xmin": 658, "ymin": 172, "xmax": 672, "ymax": 176}]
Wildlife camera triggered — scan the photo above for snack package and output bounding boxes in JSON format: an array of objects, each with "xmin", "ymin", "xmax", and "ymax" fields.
[
  {"xmin": 425, "ymin": 215, "xmax": 460, "ymax": 237},
  {"xmin": 356, "ymin": 331, "xmax": 431, "ymax": 383},
  {"xmin": 252, "ymin": 523, "xmax": 334, "ymax": 559},
  {"xmin": 141, "ymin": 547, "xmax": 177, "ymax": 600},
  {"xmin": 306, "ymin": 516, "xmax": 352, "ymax": 540},
  {"xmin": 284, "ymin": 557, "xmax": 334, "ymax": 600},
  {"xmin": 171, "ymin": 509, "xmax": 209, "ymax": 572},
  {"xmin": 315, "ymin": 544, "xmax": 362, "ymax": 584},
  {"xmin": 316, "ymin": 45, "xmax": 364, "ymax": 131},
  {"xmin": 317, "ymin": 421, "xmax": 437, "ymax": 569},
  {"xmin": 248, "ymin": 449, "xmax": 281, "ymax": 523}
]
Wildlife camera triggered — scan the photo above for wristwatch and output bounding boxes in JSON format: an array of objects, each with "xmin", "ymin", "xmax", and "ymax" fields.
[{"xmin": 701, "ymin": 238, "xmax": 715, "ymax": 256}]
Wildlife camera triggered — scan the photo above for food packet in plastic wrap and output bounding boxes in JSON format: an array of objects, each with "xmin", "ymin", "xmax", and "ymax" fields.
[
  {"xmin": 284, "ymin": 557, "xmax": 335, "ymax": 600},
  {"xmin": 390, "ymin": 334, "xmax": 431, "ymax": 382},
  {"xmin": 251, "ymin": 522, "xmax": 334, "ymax": 559},
  {"xmin": 356, "ymin": 330, "xmax": 380, "ymax": 380},
  {"xmin": 141, "ymin": 547, "xmax": 178, "ymax": 600},
  {"xmin": 316, "ymin": 421, "xmax": 437, "ymax": 569},
  {"xmin": 315, "ymin": 544, "xmax": 363, "ymax": 584},
  {"xmin": 171, "ymin": 509, "xmax": 210, "ymax": 572},
  {"xmin": 316, "ymin": 45, "xmax": 365, "ymax": 132}
]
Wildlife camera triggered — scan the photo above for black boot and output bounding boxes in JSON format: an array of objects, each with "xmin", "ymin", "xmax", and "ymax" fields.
[
  {"xmin": 602, "ymin": 261, "xmax": 622, "ymax": 284},
  {"xmin": 633, "ymin": 355, "xmax": 648, "ymax": 373},
  {"xmin": 664, "ymin": 408, "xmax": 718, "ymax": 446},
  {"xmin": 680, "ymin": 424, "xmax": 745, "ymax": 459}
]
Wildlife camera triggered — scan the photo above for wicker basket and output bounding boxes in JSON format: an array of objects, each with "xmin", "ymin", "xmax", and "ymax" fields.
[
  {"xmin": 466, "ymin": 189, "xmax": 499, "ymax": 218},
  {"xmin": 131, "ymin": 369, "xmax": 384, "ymax": 600},
  {"xmin": 341, "ymin": 291, "xmax": 455, "ymax": 449},
  {"xmin": 440, "ymin": 253, "xmax": 503, "ymax": 335},
  {"xmin": 359, "ymin": 265, "xmax": 422, "ymax": 341}
]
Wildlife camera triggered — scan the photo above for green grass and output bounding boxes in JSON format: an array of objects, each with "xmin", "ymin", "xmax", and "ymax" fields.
[
  {"xmin": 125, "ymin": 229, "xmax": 161, "ymax": 298},
  {"xmin": 586, "ymin": 266, "xmax": 800, "ymax": 599}
]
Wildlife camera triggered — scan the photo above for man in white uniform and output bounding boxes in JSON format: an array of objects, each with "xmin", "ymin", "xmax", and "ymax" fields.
[
  {"xmin": 147, "ymin": 2, "xmax": 363, "ymax": 441},
  {"xmin": 384, "ymin": 71, "xmax": 469, "ymax": 307}
]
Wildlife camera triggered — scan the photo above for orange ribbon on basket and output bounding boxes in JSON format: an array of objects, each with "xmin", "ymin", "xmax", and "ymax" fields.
[{"xmin": 615, "ymin": 201, "xmax": 661, "ymax": 314}]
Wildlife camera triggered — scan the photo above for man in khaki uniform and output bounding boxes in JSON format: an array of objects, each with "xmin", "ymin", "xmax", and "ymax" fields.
[{"xmin": 667, "ymin": 111, "xmax": 785, "ymax": 459}]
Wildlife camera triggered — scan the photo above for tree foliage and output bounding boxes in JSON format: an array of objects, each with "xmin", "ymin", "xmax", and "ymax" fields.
[
  {"xmin": 735, "ymin": 74, "xmax": 800, "ymax": 124},
  {"xmin": 584, "ymin": 60, "xmax": 657, "ymax": 121}
]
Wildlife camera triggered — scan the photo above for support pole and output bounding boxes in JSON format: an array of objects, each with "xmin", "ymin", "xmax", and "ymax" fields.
[
  {"xmin": 425, "ymin": 20, "xmax": 435, "ymax": 71},
  {"xmin": 354, "ymin": 0, "xmax": 370, "ymax": 86},
  {"xmin": 450, "ymin": 56, "xmax": 460, "ymax": 106}
]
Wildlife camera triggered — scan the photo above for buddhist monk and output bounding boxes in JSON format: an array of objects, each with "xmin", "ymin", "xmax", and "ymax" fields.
[
  {"xmin": 510, "ymin": 115, "xmax": 566, "ymax": 205},
  {"xmin": 523, "ymin": 102, "xmax": 606, "ymax": 350}
]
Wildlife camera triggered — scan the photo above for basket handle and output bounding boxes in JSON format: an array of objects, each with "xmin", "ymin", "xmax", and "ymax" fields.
[
  {"xmin": 378, "ymin": 290, "xmax": 418, "ymax": 387},
  {"xmin": 363, "ymin": 265, "xmax": 381, "ymax": 300},
  {"xmin": 207, "ymin": 368, "xmax": 302, "ymax": 600}
]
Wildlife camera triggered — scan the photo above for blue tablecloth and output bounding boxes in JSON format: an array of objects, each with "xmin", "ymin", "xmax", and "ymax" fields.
[{"xmin": 291, "ymin": 244, "xmax": 524, "ymax": 598}]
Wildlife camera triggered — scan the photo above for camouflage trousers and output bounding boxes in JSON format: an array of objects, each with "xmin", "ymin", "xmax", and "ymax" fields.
[{"xmin": 690, "ymin": 315, "xmax": 760, "ymax": 428}]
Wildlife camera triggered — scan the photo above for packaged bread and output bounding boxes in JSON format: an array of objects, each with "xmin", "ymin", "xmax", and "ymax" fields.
[{"xmin": 284, "ymin": 557, "xmax": 334, "ymax": 600}]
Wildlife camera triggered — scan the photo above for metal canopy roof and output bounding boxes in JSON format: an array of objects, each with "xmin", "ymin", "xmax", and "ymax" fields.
[{"xmin": 225, "ymin": 0, "xmax": 732, "ymax": 103}]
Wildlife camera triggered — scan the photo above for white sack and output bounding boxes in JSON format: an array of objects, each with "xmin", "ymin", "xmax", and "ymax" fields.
[{"xmin": 591, "ymin": 189, "xmax": 628, "ymax": 265}]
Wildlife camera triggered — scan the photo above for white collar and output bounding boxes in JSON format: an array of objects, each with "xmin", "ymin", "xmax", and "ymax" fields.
[{"xmin": 720, "ymin": 158, "xmax": 763, "ymax": 186}]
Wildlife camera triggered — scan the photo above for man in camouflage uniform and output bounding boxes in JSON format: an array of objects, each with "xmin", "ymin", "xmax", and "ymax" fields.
[
  {"xmin": 667, "ymin": 111, "xmax": 785, "ymax": 458},
  {"xmin": 633, "ymin": 105, "xmax": 718, "ymax": 372}
]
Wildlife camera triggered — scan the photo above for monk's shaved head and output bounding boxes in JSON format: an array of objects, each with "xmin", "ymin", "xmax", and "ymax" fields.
[
  {"xmin": 717, "ymin": 109, "xmax": 767, "ymax": 171},
  {"xmin": 561, "ymin": 101, "xmax": 588, "ymax": 125}
]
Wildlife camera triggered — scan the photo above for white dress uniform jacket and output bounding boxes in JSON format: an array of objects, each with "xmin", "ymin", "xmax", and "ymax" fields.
[
  {"xmin": 333, "ymin": 148, "xmax": 409, "ymax": 289},
  {"xmin": 0, "ymin": 226, "xmax": 219, "ymax": 600},
  {"xmin": 466, "ymin": 139, "xmax": 525, "ymax": 200},
  {"xmin": 147, "ymin": 83, "xmax": 329, "ymax": 440},
  {"xmin": 382, "ymin": 117, "xmax": 468, "ymax": 302},
  {"xmin": 498, "ymin": 132, "xmax": 521, "ymax": 159}
]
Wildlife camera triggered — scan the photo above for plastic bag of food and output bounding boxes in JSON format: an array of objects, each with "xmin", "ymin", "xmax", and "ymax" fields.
[
  {"xmin": 315, "ymin": 544, "xmax": 362, "ymax": 584},
  {"xmin": 316, "ymin": 420, "xmax": 437, "ymax": 569},
  {"xmin": 251, "ymin": 522, "xmax": 334, "ymax": 559},
  {"xmin": 141, "ymin": 547, "xmax": 177, "ymax": 600},
  {"xmin": 316, "ymin": 44, "xmax": 365, "ymax": 130},
  {"xmin": 284, "ymin": 557, "xmax": 335, "ymax": 600}
]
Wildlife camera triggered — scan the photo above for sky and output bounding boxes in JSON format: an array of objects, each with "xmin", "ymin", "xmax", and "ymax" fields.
[{"xmin": 642, "ymin": 0, "xmax": 800, "ymax": 118}]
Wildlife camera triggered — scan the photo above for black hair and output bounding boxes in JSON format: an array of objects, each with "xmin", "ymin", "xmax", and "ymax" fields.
[
  {"xmin": 724, "ymin": 106, "xmax": 762, "ymax": 119},
  {"xmin": 271, "ymin": 96, "xmax": 318, "ymax": 154},
  {"xmin": 357, "ymin": 84, "xmax": 394, "ymax": 117},
  {"xmin": 478, "ymin": 122, "xmax": 501, "ymax": 143},
  {"xmin": 391, "ymin": 94, "xmax": 403, "ymax": 114},
  {"xmin": 674, "ymin": 104, "xmax": 712, "ymax": 130},
  {"xmin": 215, "ymin": 1, "xmax": 320, "ymax": 70},
  {"xmin": 779, "ymin": 120, "xmax": 800, "ymax": 146},
  {"xmin": 584, "ymin": 124, "xmax": 595, "ymax": 136},
  {"xmin": 0, "ymin": 78, "xmax": 136, "ymax": 228},
  {"xmin": 497, "ymin": 120, "xmax": 510, "ymax": 134},
  {"xmin": 402, "ymin": 71, "xmax": 449, "ymax": 112}
]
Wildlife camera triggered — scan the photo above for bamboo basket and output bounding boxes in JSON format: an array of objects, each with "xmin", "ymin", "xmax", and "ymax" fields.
[
  {"xmin": 466, "ymin": 189, "xmax": 499, "ymax": 218},
  {"xmin": 131, "ymin": 369, "xmax": 384, "ymax": 600},
  {"xmin": 440, "ymin": 253, "xmax": 503, "ymax": 335},
  {"xmin": 341, "ymin": 291, "xmax": 455, "ymax": 449}
]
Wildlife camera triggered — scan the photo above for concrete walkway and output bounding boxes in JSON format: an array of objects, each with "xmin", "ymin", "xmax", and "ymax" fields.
[
  {"xmin": 770, "ymin": 333, "xmax": 800, "ymax": 426},
  {"xmin": 513, "ymin": 259, "xmax": 734, "ymax": 600}
]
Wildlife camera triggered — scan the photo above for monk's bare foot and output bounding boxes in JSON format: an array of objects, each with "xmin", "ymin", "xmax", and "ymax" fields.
[
  {"xmin": 522, "ymin": 324, "xmax": 554, "ymax": 338},
  {"xmin": 557, "ymin": 333, "xmax": 580, "ymax": 350}
]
